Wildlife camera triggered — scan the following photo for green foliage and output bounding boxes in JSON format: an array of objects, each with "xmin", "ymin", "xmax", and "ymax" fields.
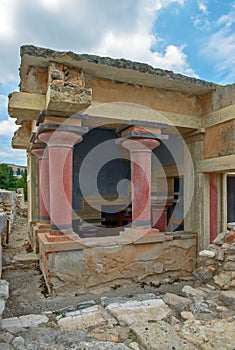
[
  {"xmin": 16, "ymin": 169, "xmax": 27, "ymax": 200},
  {"xmin": 0, "ymin": 163, "xmax": 27, "ymax": 200}
]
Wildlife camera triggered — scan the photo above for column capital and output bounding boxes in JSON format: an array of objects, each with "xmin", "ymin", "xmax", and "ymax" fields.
[
  {"xmin": 30, "ymin": 143, "xmax": 48, "ymax": 160},
  {"xmin": 37, "ymin": 124, "xmax": 88, "ymax": 148},
  {"xmin": 121, "ymin": 137, "xmax": 160, "ymax": 152}
]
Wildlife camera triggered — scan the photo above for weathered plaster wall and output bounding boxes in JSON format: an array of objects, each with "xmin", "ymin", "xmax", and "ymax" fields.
[
  {"xmin": 203, "ymin": 120, "xmax": 235, "ymax": 159},
  {"xmin": 39, "ymin": 234, "xmax": 197, "ymax": 295},
  {"xmin": 200, "ymin": 85, "xmax": 235, "ymax": 116},
  {"xmin": 86, "ymin": 78, "xmax": 203, "ymax": 118}
]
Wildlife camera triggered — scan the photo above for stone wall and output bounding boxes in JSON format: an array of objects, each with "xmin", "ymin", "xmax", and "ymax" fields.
[
  {"xmin": 193, "ymin": 223, "xmax": 235, "ymax": 290},
  {"xmin": 0, "ymin": 190, "xmax": 16, "ymax": 233},
  {"xmin": 39, "ymin": 233, "xmax": 197, "ymax": 295},
  {"xmin": 0, "ymin": 189, "xmax": 26, "ymax": 233},
  {"xmin": 0, "ymin": 212, "xmax": 7, "ymax": 277}
]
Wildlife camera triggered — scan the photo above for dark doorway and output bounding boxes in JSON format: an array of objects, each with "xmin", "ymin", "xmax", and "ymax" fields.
[{"xmin": 227, "ymin": 175, "xmax": 235, "ymax": 222}]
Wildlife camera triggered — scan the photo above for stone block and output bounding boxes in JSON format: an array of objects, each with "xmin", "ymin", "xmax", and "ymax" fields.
[
  {"xmin": 46, "ymin": 84, "xmax": 92, "ymax": 114},
  {"xmin": 181, "ymin": 319, "xmax": 235, "ymax": 349},
  {"xmin": 0, "ymin": 314, "xmax": 48, "ymax": 332},
  {"xmin": 58, "ymin": 305, "xmax": 115, "ymax": 331},
  {"xmin": 71, "ymin": 342, "xmax": 130, "ymax": 350},
  {"xmin": 162, "ymin": 292, "xmax": 192, "ymax": 306},
  {"xmin": 0, "ymin": 212, "xmax": 7, "ymax": 234},
  {"xmin": 0, "ymin": 280, "xmax": 9, "ymax": 299},
  {"xmin": 199, "ymin": 249, "xmax": 215, "ymax": 258},
  {"xmin": 0, "ymin": 299, "xmax": 6, "ymax": 315},
  {"xmin": 182, "ymin": 285, "xmax": 208, "ymax": 297},
  {"xmin": 213, "ymin": 272, "xmax": 233, "ymax": 289},
  {"xmin": 193, "ymin": 268, "xmax": 213, "ymax": 283},
  {"xmin": 105, "ymin": 299, "xmax": 171, "ymax": 326},
  {"xmin": 219, "ymin": 290, "xmax": 235, "ymax": 310},
  {"xmin": 223, "ymin": 261, "xmax": 235, "ymax": 271},
  {"xmin": 130, "ymin": 321, "xmax": 193, "ymax": 350}
]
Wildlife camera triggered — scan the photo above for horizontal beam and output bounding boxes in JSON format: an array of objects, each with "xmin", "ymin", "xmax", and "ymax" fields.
[
  {"xmin": 9, "ymin": 92, "xmax": 45, "ymax": 121},
  {"xmin": 203, "ymin": 104, "xmax": 235, "ymax": 128},
  {"xmin": 198, "ymin": 154, "xmax": 235, "ymax": 173}
]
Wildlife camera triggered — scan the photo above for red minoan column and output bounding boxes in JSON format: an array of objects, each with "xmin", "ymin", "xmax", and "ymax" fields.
[
  {"xmin": 31, "ymin": 145, "xmax": 50, "ymax": 224},
  {"xmin": 38, "ymin": 130, "xmax": 83, "ymax": 236},
  {"xmin": 122, "ymin": 138, "xmax": 160, "ymax": 229},
  {"xmin": 210, "ymin": 173, "xmax": 218, "ymax": 243}
]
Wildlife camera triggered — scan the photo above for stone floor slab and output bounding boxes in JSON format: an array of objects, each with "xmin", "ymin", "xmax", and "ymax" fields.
[
  {"xmin": 181, "ymin": 319, "xmax": 235, "ymax": 349},
  {"xmin": 131, "ymin": 321, "xmax": 196, "ymax": 350},
  {"xmin": 106, "ymin": 298, "xmax": 171, "ymax": 326},
  {"xmin": 58, "ymin": 305, "xmax": 115, "ymax": 331},
  {"xmin": 76, "ymin": 341, "xmax": 131, "ymax": 349},
  {"xmin": 0, "ymin": 314, "xmax": 48, "ymax": 332}
]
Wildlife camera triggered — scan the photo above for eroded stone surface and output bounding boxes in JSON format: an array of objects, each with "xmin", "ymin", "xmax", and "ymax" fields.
[
  {"xmin": 131, "ymin": 321, "xmax": 195, "ymax": 350},
  {"xmin": 105, "ymin": 299, "xmax": 171, "ymax": 326},
  {"xmin": 181, "ymin": 319, "xmax": 235, "ymax": 349},
  {"xmin": 58, "ymin": 305, "xmax": 115, "ymax": 331},
  {"xmin": 0, "ymin": 314, "xmax": 48, "ymax": 332}
]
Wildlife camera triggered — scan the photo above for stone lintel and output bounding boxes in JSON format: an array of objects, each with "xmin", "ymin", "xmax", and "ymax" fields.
[
  {"xmin": 37, "ymin": 123, "xmax": 89, "ymax": 136},
  {"xmin": 116, "ymin": 120, "xmax": 169, "ymax": 135},
  {"xmin": 36, "ymin": 109, "xmax": 88, "ymax": 126}
]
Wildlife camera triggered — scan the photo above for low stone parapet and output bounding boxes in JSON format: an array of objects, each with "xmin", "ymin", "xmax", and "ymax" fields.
[{"xmin": 38, "ymin": 231, "xmax": 197, "ymax": 295}]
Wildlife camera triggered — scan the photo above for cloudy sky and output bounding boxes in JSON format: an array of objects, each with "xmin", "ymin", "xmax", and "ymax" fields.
[{"xmin": 0, "ymin": 0, "xmax": 234, "ymax": 166}]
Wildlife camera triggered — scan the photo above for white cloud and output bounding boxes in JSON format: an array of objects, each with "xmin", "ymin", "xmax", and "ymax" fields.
[
  {"xmin": 0, "ymin": 0, "xmax": 195, "ymax": 86},
  {"xmin": 217, "ymin": 13, "xmax": 235, "ymax": 28},
  {"xmin": 0, "ymin": 0, "xmax": 16, "ymax": 39},
  {"xmin": 0, "ymin": 146, "xmax": 26, "ymax": 165},
  {"xmin": 198, "ymin": 2, "xmax": 207, "ymax": 14},
  {"xmin": 192, "ymin": 1, "xmax": 210, "ymax": 31},
  {"xmin": 0, "ymin": 94, "xmax": 8, "ymax": 109},
  {"xmin": 0, "ymin": 117, "xmax": 18, "ymax": 136},
  {"xmin": 200, "ymin": 7, "xmax": 235, "ymax": 83}
]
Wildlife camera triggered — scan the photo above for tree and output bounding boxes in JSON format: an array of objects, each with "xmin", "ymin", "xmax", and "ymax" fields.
[
  {"xmin": 0, "ymin": 163, "xmax": 27, "ymax": 200},
  {"xmin": 7, "ymin": 167, "xmax": 17, "ymax": 191},
  {"xmin": 0, "ymin": 163, "xmax": 10, "ymax": 189},
  {"xmin": 16, "ymin": 169, "xmax": 27, "ymax": 200}
]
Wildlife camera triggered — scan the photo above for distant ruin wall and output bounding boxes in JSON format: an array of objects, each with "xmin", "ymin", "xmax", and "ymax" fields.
[
  {"xmin": 0, "ymin": 189, "xmax": 25, "ymax": 233},
  {"xmin": 0, "ymin": 212, "xmax": 7, "ymax": 277}
]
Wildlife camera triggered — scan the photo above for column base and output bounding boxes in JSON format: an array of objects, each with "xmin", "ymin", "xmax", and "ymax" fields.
[{"xmin": 45, "ymin": 231, "xmax": 80, "ymax": 242}]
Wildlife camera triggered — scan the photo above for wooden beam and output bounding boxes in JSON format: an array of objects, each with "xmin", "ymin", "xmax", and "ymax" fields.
[
  {"xmin": 198, "ymin": 155, "xmax": 235, "ymax": 173},
  {"xmin": 8, "ymin": 92, "xmax": 46, "ymax": 121},
  {"xmin": 203, "ymin": 104, "xmax": 235, "ymax": 128}
]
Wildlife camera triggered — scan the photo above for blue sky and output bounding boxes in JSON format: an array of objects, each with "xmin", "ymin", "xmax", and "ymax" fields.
[{"xmin": 0, "ymin": 0, "xmax": 235, "ymax": 166}]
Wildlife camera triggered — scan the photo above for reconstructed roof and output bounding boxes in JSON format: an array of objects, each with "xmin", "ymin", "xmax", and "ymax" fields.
[{"xmin": 20, "ymin": 45, "xmax": 218, "ymax": 96}]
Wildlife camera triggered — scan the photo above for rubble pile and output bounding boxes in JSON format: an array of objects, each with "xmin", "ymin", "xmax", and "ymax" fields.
[{"xmin": 193, "ymin": 223, "xmax": 235, "ymax": 291}]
